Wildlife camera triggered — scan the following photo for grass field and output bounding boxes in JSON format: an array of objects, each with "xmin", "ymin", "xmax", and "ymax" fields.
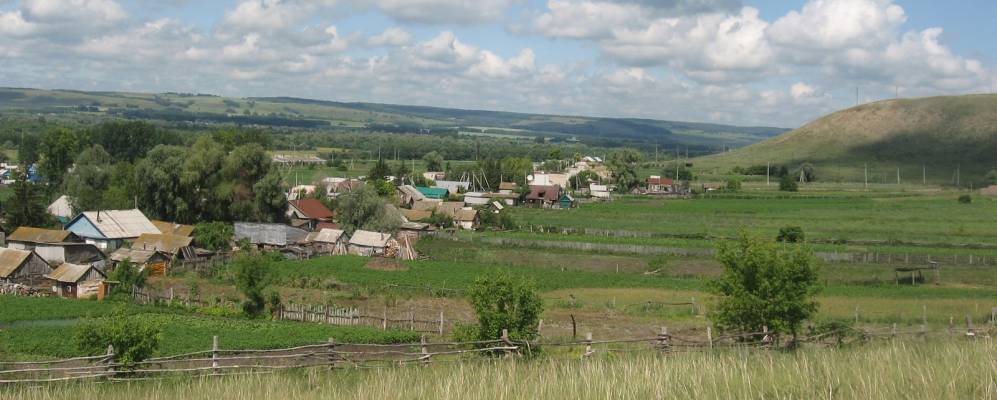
[{"xmin": 5, "ymin": 340, "xmax": 995, "ymax": 400}]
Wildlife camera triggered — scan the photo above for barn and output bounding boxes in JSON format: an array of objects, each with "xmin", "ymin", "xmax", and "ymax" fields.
[
  {"xmin": 348, "ymin": 230, "xmax": 393, "ymax": 256},
  {"xmin": 45, "ymin": 263, "xmax": 106, "ymax": 299},
  {"xmin": 0, "ymin": 248, "xmax": 52, "ymax": 287}
]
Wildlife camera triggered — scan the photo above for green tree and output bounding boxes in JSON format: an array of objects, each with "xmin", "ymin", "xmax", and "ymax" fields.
[
  {"xmin": 63, "ymin": 145, "xmax": 113, "ymax": 214},
  {"xmin": 467, "ymin": 272, "xmax": 543, "ymax": 341},
  {"xmin": 252, "ymin": 170, "xmax": 287, "ymax": 223},
  {"xmin": 18, "ymin": 134, "xmax": 40, "ymax": 166},
  {"xmin": 986, "ymin": 169, "xmax": 997, "ymax": 185},
  {"xmin": 107, "ymin": 259, "xmax": 148, "ymax": 295},
  {"xmin": 797, "ymin": 163, "xmax": 817, "ymax": 183},
  {"xmin": 725, "ymin": 178, "xmax": 742, "ymax": 192},
  {"xmin": 394, "ymin": 161, "xmax": 412, "ymax": 185},
  {"xmin": 776, "ymin": 226, "xmax": 805, "ymax": 243},
  {"xmin": 75, "ymin": 311, "xmax": 162, "ymax": 366},
  {"xmin": 779, "ymin": 175, "xmax": 798, "ymax": 192},
  {"xmin": 232, "ymin": 255, "xmax": 272, "ymax": 318},
  {"xmin": 39, "ymin": 128, "xmax": 83, "ymax": 186},
  {"xmin": 368, "ymin": 158, "xmax": 392, "ymax": 180},
  {"xmin": 607, "ymin": 149, "xmax": 642, "ymax": 192},
  {"xmin": 193, "ymin": 222, "xmax": 234, "ymax": 251},
  {"xmin": 181, "ymin": 137, "xmax": 226, "ymax": 221},
  {"xmin": 422, "ymin": 151, "xmax": 444, "ymax": 171},
  {"xmin": 103, "ymin": 162, "xmax": 138, "ymax": 210},
  {"xmin": 3, "ymin": 171, "xmax": 51, "ymax": 230},
  {"xmin": 664, "ymin": 163, "xmax": 694, "ymax": 181},
  {"xmin": 709, "ymin": 232, "xmax": 820, "ymax": 339},
  {"xmin": 89, "ymin": 121, "xmax": 179, "ymax": 162},
  {"xmin": 135, "ymin": 145, "xmax": 187, "ymax": 221},
  {"xmin": 337, "ymin": 185, "xmax": 399, "ymax": 234}
]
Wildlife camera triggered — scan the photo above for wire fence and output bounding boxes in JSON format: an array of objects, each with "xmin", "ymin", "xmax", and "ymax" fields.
[{"xmin": 2, "ymin": 324, "xmax": 993, "ymax": 384}]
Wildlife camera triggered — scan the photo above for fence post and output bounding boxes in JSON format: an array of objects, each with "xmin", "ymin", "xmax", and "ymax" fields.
[
  {"xmin": 762, "ymin": 326, "xmax": 771, "ymax": 348},
  {"xmin": 212, "ymin": 335, "xmax": 219, "ymax": 375},
  {"xmin": 690, "ymin": 297, "xmax": 697, "ymax": 315},
  {"xmin": 966, "ymin": 316, "xmax": 976, "ymax": 338},
  {"xmin": 421, "ymin": 335, "xmax": 430, "ymax": 367},
  {"xmin": 584, "ymin": 332, "xmax": 594, "ymax": 358},
  {"xmin": 657, "ymin": 326, "xmax": 670, "ymax": 352},
  {"xmin": 410, "ymin": 310, "xmax": 415, "ymax": 331},
  {"xmin": 891, "ymin": 323, "xmax": 897, "ymax": 338},
  {"xmin": 438, "ymin": 311, "xmax": 444, "ymax": 335},
  {"xmin": 105, "ymin": 345, "xmax": 116, "ymax": 378},
  {"xmin": 501, "ymin": 329, "xmax": 514, "ymax": 359},
  {"xmin": 537, "ymin": 319, "xmax": 544, "ymax": 338},
  {"xmin": 854, "ymin": 306, "xmax": 860, "ymax": 324},
  {"xmin": 327, "ymin": 337, "xmax": 337, "ymax": 369},
  {"xmin": 382, "ymin": 306, "xmax": 388, "ymax": 330},
  {"xmin": 706, "ymin": 327, "xmax": 713, "ymax": 350},
  {"xmin": 991, "ymin": 308, "xmax": 996, "ymax": 327}
]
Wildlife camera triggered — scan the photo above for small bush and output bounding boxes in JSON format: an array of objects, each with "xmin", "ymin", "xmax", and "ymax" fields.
[
  {"xmin": 74, "ymin": 310, "xmax": 162, "ymax": 366},
  {"xmin": 467, "ymin": 272, "xmax": 543, "ymax": 342},
  {"xmin": 725, "ymin": 179, "xmax": 742, "ymax": 192},
  {"xmin": 776, "ymin": 226, "xmax": 805, "ymax": 243},
  {"xmin": 779, "ymin": 175, "xmax": 798, "ymax": 192},
  {"xmin": 958, "ymin": 195, "xmax": 972, "ymax": 204}
]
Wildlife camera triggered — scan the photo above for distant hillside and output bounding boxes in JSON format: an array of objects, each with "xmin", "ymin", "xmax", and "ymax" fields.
[
  {"xmin": 697, "ymin": 94, "xmax": 997, "ymax": 183},
  {"xmin": 0, "ymin": 88, "xmax": 785, "ymax": 151}
]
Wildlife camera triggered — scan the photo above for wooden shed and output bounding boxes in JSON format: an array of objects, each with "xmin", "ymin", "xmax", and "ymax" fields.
[
  {"xmin": 348, "ymin": 230, "xmax": 393, "ymax": 256},
  {"xmin": 305, "ymin": 228, "xmax": 348, "ymax": 255},
  {"xmin": 0, "ymin": 248, "xmax": 52, "ymax": 287},
  {"xmin": 45, "ymin": 263, "xmax": 106, "ymax": 299}
]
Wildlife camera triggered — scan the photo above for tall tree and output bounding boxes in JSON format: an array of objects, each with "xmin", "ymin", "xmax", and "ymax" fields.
[
  {"xmin": 63, "ymin": 145, "xmax": 113, "ymax": 214},
  {"xmin": 607, "ymin": 149, "xmax": 642, "ymax": 193},
  {"xmin": 3, "ymin": 172, "xmax": 51, "ymax": 230},
  {"xmin": 135, "ymin": 145, "xmax": 188, "ymax": 221},
  {"xmin": 39, "ymin": 128, "xmax": 82, "ymax": 187},
  {"xmin": 89, "ymin": 121, "xmax": 179, "ymax": 162},
  {"xmin": 18, "ymin": 134, "xmax": 40, "ymax": 166},
  {"xmin": 181, "ymin": 137, "xmax": 226, "ymax": 220},
  {"xmin": 252, "ymin": 170, "xmax": 286, "ymax": 223},
  {"xmin": 422, "ymin": 151, "xmax": 443, "ymax": 171},
  {"xmin": 336, "ymin": 185, "xmax": 399, "ymax": 234},
  {"xmin": 368, "ymin": 158, "xmax": 392, "ymax": 180}
]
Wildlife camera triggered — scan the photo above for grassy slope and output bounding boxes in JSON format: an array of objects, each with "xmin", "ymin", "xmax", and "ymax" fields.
[{"xmin": 696, "ymin": 94, "xmax": 997, "ymax": 182}]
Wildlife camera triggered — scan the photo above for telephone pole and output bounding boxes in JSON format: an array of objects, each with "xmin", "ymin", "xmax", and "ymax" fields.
[
  {"xmin": 766, "ymin": 162, "xmax": 770, "ymax": 187},
  {"xmin": 864, "ymin": 163, "xmax": 868, "ymax": 189}
]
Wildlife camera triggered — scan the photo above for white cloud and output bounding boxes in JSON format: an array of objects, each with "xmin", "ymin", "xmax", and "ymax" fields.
[
  {"xmin": 768, "ymin": 0, "xmax": 906, "ymax": 51},
  {"xmin": 22, "ymin": 0, "xmax": 126, "ymax": 23},
  {"xmin": 369, "ymin": 0, "xmax": 516, "ymax": 24},
  {"xmin": 367, "ymin": 27, "xmax": 411, "ymax": 47}
]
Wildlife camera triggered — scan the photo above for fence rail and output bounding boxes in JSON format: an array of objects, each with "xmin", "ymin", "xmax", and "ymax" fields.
[{"xmin": 2, "ymin": 324, "xmax": 992, "ymax": 384}]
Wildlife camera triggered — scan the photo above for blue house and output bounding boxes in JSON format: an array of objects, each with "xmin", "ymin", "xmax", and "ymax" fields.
[{"xmin": 64, "ymin": 209, "xmax": 160, "ymax": 252}]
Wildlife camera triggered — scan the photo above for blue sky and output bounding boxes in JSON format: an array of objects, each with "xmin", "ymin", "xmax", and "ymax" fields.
[{"xmin": 0, "ymin": 0, "xmax": 993, "ymax": 127}]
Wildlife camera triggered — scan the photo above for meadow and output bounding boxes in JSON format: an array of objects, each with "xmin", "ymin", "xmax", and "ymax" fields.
[{"xmin": 5, "ymin": 340, "xmax": 995, "ymax": 400}]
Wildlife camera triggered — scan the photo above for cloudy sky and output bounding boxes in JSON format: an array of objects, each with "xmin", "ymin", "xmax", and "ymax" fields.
[{"xmin": 0, "ymin": 0, "xmax": 994, "ymax": 127}]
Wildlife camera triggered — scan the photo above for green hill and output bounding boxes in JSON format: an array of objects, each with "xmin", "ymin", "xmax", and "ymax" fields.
[
  {"xmin": 696, "ymin": 94, "xmax": 997, "ymax": 184},
  {"xmin": 0, "ymin": 87, "xmax": 785, "ymax": 151}
]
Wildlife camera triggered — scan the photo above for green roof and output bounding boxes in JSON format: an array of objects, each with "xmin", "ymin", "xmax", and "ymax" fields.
[{"xmin": 416, "ymin": 186, "xmax": 449, "ymax": 199}]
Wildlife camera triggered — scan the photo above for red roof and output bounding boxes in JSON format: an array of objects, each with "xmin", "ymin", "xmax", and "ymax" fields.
[
  {"xmin": 526, "ymin": 185, "xmax": 560, "ymax": 202},
  {"xmin": 289, "ymin": 199, "xmax": 335, "ymax": 220},
  {"xmin": 647, "ymin": 177, "xmax": 674, "ymax": 186}
]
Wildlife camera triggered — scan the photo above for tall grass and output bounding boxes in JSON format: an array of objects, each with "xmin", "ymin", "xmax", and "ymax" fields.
[{"xmin": 6, "ymin": 340, "xmax": 995, "ymax": 399}]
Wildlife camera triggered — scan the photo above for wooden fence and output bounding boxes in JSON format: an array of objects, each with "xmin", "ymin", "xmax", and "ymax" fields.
[{"xmin": 2, "ymin": 324, "xmax": 992, "ymax": 384}]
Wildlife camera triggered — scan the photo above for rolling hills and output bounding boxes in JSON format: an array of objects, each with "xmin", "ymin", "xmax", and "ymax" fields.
[
  {"xmin": 696, "ymin": 94, "xmax": 997, "ymax": 183},
  {"xmin": 0, "ymin": 87, "xmax": 785, "ymax": 151}
]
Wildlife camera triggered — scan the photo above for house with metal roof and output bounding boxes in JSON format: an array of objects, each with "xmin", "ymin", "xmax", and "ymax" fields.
[
  {"xmin": 33, "ymin": 242, "xmax": 105, "ymax": 267},
  {"xmin": 64, "ymin": 209, "xmax": 161, "ymax": 251},
  {"xmin": 287, "ymin": 199, "xmax": 335, "ymax": 230},
  {"xmin": 7, "ymin": 227, "xmax": 79, "ymax": 251},
  {"xmin": 131, "ymin": 233, "xmax": 194, "ymax": 256},
  {"xmin": 0, "ymin": 248, "xmax": 51, "ymax": 287},
  {"xmin": 348, "ymin": 230, "xmax": 393, "ymax": 256},
  {"xmin": 47, "ymin": 195, "xmax": 74, "ymax": 223},
  {"xmin": 234, "ymin": 222, "xmax": 310, "ymax": 247},
  {"xmin": 150, "ymin": 220, "xmax": 195, "ymax": 237},
  {"xmin": 305, "ymin": 228, "xmax": 347, "ymax": 255},
  {"xmin": 45, "ymin": 263, "xmax": 106, "ymax": 299},
  {"xmin": 525, "ymin": 185, "xmax": 561, "ymax": 208},
  {"xmin": 416, "ymin": 186, "xmax": 449, "ymax": 200},
  {"xmin": 398, "ymin": 185, "xmax": 427, "ymax": 207}
]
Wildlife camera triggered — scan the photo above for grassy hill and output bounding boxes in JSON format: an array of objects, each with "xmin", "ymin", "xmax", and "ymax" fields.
[
  {"xmin": 0, "ymin": 87, "xmax": 785, "ymax": 151},
  {"xmin": 696, "ymin": 94, "xmax": 997, "ymax": 184}
]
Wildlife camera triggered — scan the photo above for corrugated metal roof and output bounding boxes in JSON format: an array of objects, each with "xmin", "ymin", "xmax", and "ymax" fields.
[
  {"xmin": 412, "ymin": 200, "xmax": 442, "ymax": 211},
  {"xmin": 150, "ymin": 220, "xmax": 195, "ymax": 237},
  {"xmin": 131, "ymin": 233, "xmax": 193, "ymax": 254},
  {"xmin": 456, "ymin": 209, "xmax": 478, "ymax": 222},
  {"xmin": 234, "ymin": 223, "xmax": 309, "ymax": 246},
  {"xmin": 437, "ymin": 202, "xmax": 465, "ymax": 218},
  {"xmin": 306, "ymin": 229, "xmax": 345, "ymax": 243},
  {"xmin": 0, "ymin": 248, "xmax": 32, "ymax": 278},
  {"xmin": 79, "ymin": 210, "xmax": 160, "ymax": 239},
  {"xmin": 47, "ymin": 195, "xmax": 74, "ymax": 219},
  {"xmin": 349, "ymin": 230, "xmax": 392, "ymax": 248},
  {"xmin": 46, "ymin": 263, "xmax": 103, "ymax": 283},
  {"xmin": 8, "ymin": 227, "xmax": 73, "ymax": 243},
  {"xmin": 402, "ymin": 209, "xmax": 432, "ymax": 222}
]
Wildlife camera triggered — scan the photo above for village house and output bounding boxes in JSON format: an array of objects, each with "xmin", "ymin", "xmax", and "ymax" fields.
[
  {"xmin": 348, "ymin": 230, "xmax": 393, "ymax": 256},
  {"xmin": 463, "ymin": 192, "xmax": 491, "ymax": 206},
  {"xmin": 286, "ymin": 199, "xmax": 335, "ymax": 230},
  {"xmin": 6, "ymin": 227, "xmax": 79, "ymax": 251},
  {"xmin": 305, "ymin": 228, "xmax": 348, "ymax": 255},
  {"xmin": 47, "ymin": 195, "xmax": 74, "ymax": 224},
  {"xmin": 109, "ymin": 248, "xmax": 170, "ymax": 274},
  {"xmin": 589, "ymin": 183, "xmax": 611, "ymax": 199},
  {"xmin": 33, "ymin": 242, "xmax": 105, "ymax": 268},
  {"xmin": 525, "ymin": 185, "xmax": 561, "ymax": 208},
  {"xmin": 647, "ymin": 176, "xmax": 675, "ymax": 193},
  {"xmin": 455, "ymin": 209, "xmax": 480, "ymax": 230},
  {"xmin": 131, "ymin": 233, "xmax": 194, "ymax": 255},
  {"xmin": 150, "ymin": 220, "xmax": 195, "ymax": 237},
  {"xmin": 234, "ymin": 222, "xmax": 310, "ymax": 248},
  {"xmin": 432, "ymin": 180, "xmax": 470, "ymax": 196},
  {"xmin": 401, "ymin": 209, "xmax": 432, "ymax": 223},
  {"xmin": 272, "ymin": 154, "xmax": 326, "ymax": 166},
  {"xmin": 64, "ymin": 209, "xmax": 161, "ymax": 251},
  {"xmin": 422, "ymin": 172, "xmax": 445, "ymax": 182},
  {"xmin": 559, "ymin": 194, "xmax": 577, "ymax": 209},
  {"xmin": 329, "ymin": 179, "xmax": 365, "ymax": 198},
  {"xmin": 45, "ymin": 263, "xmax": 106, "ymax": 299},
  {"xmin": 0, "ymin": 248, "xmax": 52, "ymax": 287},
  {"xmin": 398, "ymin": 185, "xmax": 427, "ymax": 208},
  {"xmin": 416, "ymin": 186, "xmax": 449, "ymax": 200},
  {"xmin": 498, "ymin": 182, "xmax": 518, "ymax": 194},
  {"xmin": 529, "ymin": 173, "xmax": 570, "ymax": 188}
]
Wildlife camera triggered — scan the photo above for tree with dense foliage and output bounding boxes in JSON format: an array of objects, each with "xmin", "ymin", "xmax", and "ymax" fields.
[
  {"xmin": 776, "ymin": 226, "xmax": 805, "ymax": 243},
  {"xmin": 135, "ymin": 145, "xmax": 188, "ymax": 220},
  {"xmin": 64, "ymin": 145, "xmax": 113, "ymax": 214},
  {"xmin": 336, "ymin": 185, "xmax": 400, "ymax": 234},
  {"xmin": 709, "ymin": 232, "xmax": 820, "ymax": 339},
  {"xmin": 368, "ymin": 158, "xmax": 392, "ymax": 180},
  {"xmin": 39, "ymin": 128, "xmax": 83, "ymax": 186},
  {"xmin": 466, "ymin": 272, "xmax": 543, "ymax": 341},
  {"xmin": 607, "ymin": 149, "xmax": 642, "ymax": 192},
  {"xmin": 75, "ymin": 310, "xmax": 162, "ymax": 366},
  {"xmin": 181, "ymin": 136, "xmax": 226, "ymax": 221},
  {"xmin": 107, "ymin": 259, "xmax": 148, "ymax": 296},
  {"xmin": 3, "ymin": 171, "xmax": 52, "ymax": 230},
  {"xmin": 88, "ymin": 121, "xmax": 180, "ymax": 162},
  {"xmin": 779, "ymin": 175, "xmax": 798, "ymax": 192},
  {"xmin": 422, "ymin": 151, "xmax": 443, "ymax": 171},
  {"xmin": 193, "ymin": 222, "xmax": 234, "ymax": 251},
  {"xmin": 664, "ymin": 163, "xmax": 694, "ymax": 181},
  {"xmin": 797, "ymin": 163, "xmax": 817, "ymax": 183},
  {"xmin": 251, "ymin": 170, "xmax": 287, "ymax": 223},
  {"xmin": 569, "ymin": 169, "xmax": 602, "ymax": 190},
  {"xmin": 725, "ymin": 178, "xmax": 742, "ymax": 192},
  {"xmin": 987, "ymin": 169, "xmax": 997, "ymax": 185},
  {"xmin": 232, "ymin": 255, "xmax": 272, "ymax": 318},
  {"xmin": 17, "ymin": 134, "xmax": 40, "ymax": 166}
]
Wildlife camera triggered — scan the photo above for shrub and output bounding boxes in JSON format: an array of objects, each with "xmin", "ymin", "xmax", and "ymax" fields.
[
  {"xmin": 709, "ymin": 232, "xmax": 820, "ymax": 339},
  {"xmin": 779, "ymin": 175, "xmax": 798, "ymax": 192},
  {"xmin": 107, "ymin": 259, "xmax": 148, "ymax": 295},
  {"xmin": 75, "ymin": 310, "xmax": 162, "ymax": 366},
  {"xmin": 193, "ymin": 221, "xmax": 234, "ymax": 251},
  {"xmin": 776, "ymin": 226, "xmax": 805, "ymax": 243},
  {"xmin": 725, "ymin": 179, "xmax": 742, "ymax": 192},
  {"xmin": 467, "ymin": 272, "xmax": 543, "ymax": 341},
  {"xmin": 232, "ymin": 255, "xmax": 272, "ymax": 318},
  {"xmin": 958, "ymin": 194, "xmax": 972, "ymax": 204}
]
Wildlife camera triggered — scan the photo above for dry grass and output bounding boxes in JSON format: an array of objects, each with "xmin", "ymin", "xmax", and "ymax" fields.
[{"xmin": 5, "ymin": 340, "xmax": 995, "ymax": 399}]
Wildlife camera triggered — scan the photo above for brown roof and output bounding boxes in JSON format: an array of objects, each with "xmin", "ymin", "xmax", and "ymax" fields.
[
  {"xmin": 46, "ymin": 263, "xmax": 104, "ymax": 283},
  {"xmin": 110, "ymin": 248, "xmax": 164, "ymax": 264},
  {"xmin": 456, "ymin": 209, "xmax": 478, "ymax": 222},
  {"xmin": 289, "ymin": 199, "xmax": 335, "ymax": 220},
  {"xmin": 131, "ymin": 233, "xmax": 193, "ymax": 254},
  {"xmin": 402, "ymin": 209, "xmax": 432, "ymax": 222},
  {"xmin": 0, "ymin": 248, "xmax": 35, "ymax": 278},
  {"xmin": 412, "ymin": 200, "xmax": 441, "ymax": 211},
  {"xmin": 498, "ymin": 182, "xmax": 518, "ymax": 190},
  {"xmin": 8, "ymin": 227, "xmax": 74, "ymax": 244},
  {"xmin": 526, "ymin": 185, "xmax": 560, "ymax": 202},
  {"xmin": 315, "ymin": 222, "xmax": 341, "ymax": 231},
  {"xmin": 150, "ymin": 220, "xmax": 195, "ymax": 237},
  {"xmin": 437, "ymin": 202, "xmax": 465, "ymax": 218},
  {"xmin": 647, "ymin": 177, "xmax": 674, "ymax": 186}
]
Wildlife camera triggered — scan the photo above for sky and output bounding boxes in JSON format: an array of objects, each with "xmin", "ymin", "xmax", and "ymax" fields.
[{"xmin": 0, "ymin": 0, "xmax": 994, "ymax": 128}]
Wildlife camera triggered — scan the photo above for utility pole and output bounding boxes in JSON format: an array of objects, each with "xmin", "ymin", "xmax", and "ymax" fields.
[
  {"xmin": 864, "ymin": 163, "xmax": 868, "ymax": 189},
  {"xmin": 655, "ymin": 144, "xmax": 658, "ymax": 164},
  {"xmin": 957, "ymin": 164, "xmax": 961, "ymax": 187},
  {"xmin": 922, "ymin": 164, "xmax": 926, "ymax": 185},
  {"xmin": 766, "ymin": 162, "xmax": 770, "ymax": 186},
  {"xmin": 897, "ymin": 167, "xmax": 900, "ymax": 185}
]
